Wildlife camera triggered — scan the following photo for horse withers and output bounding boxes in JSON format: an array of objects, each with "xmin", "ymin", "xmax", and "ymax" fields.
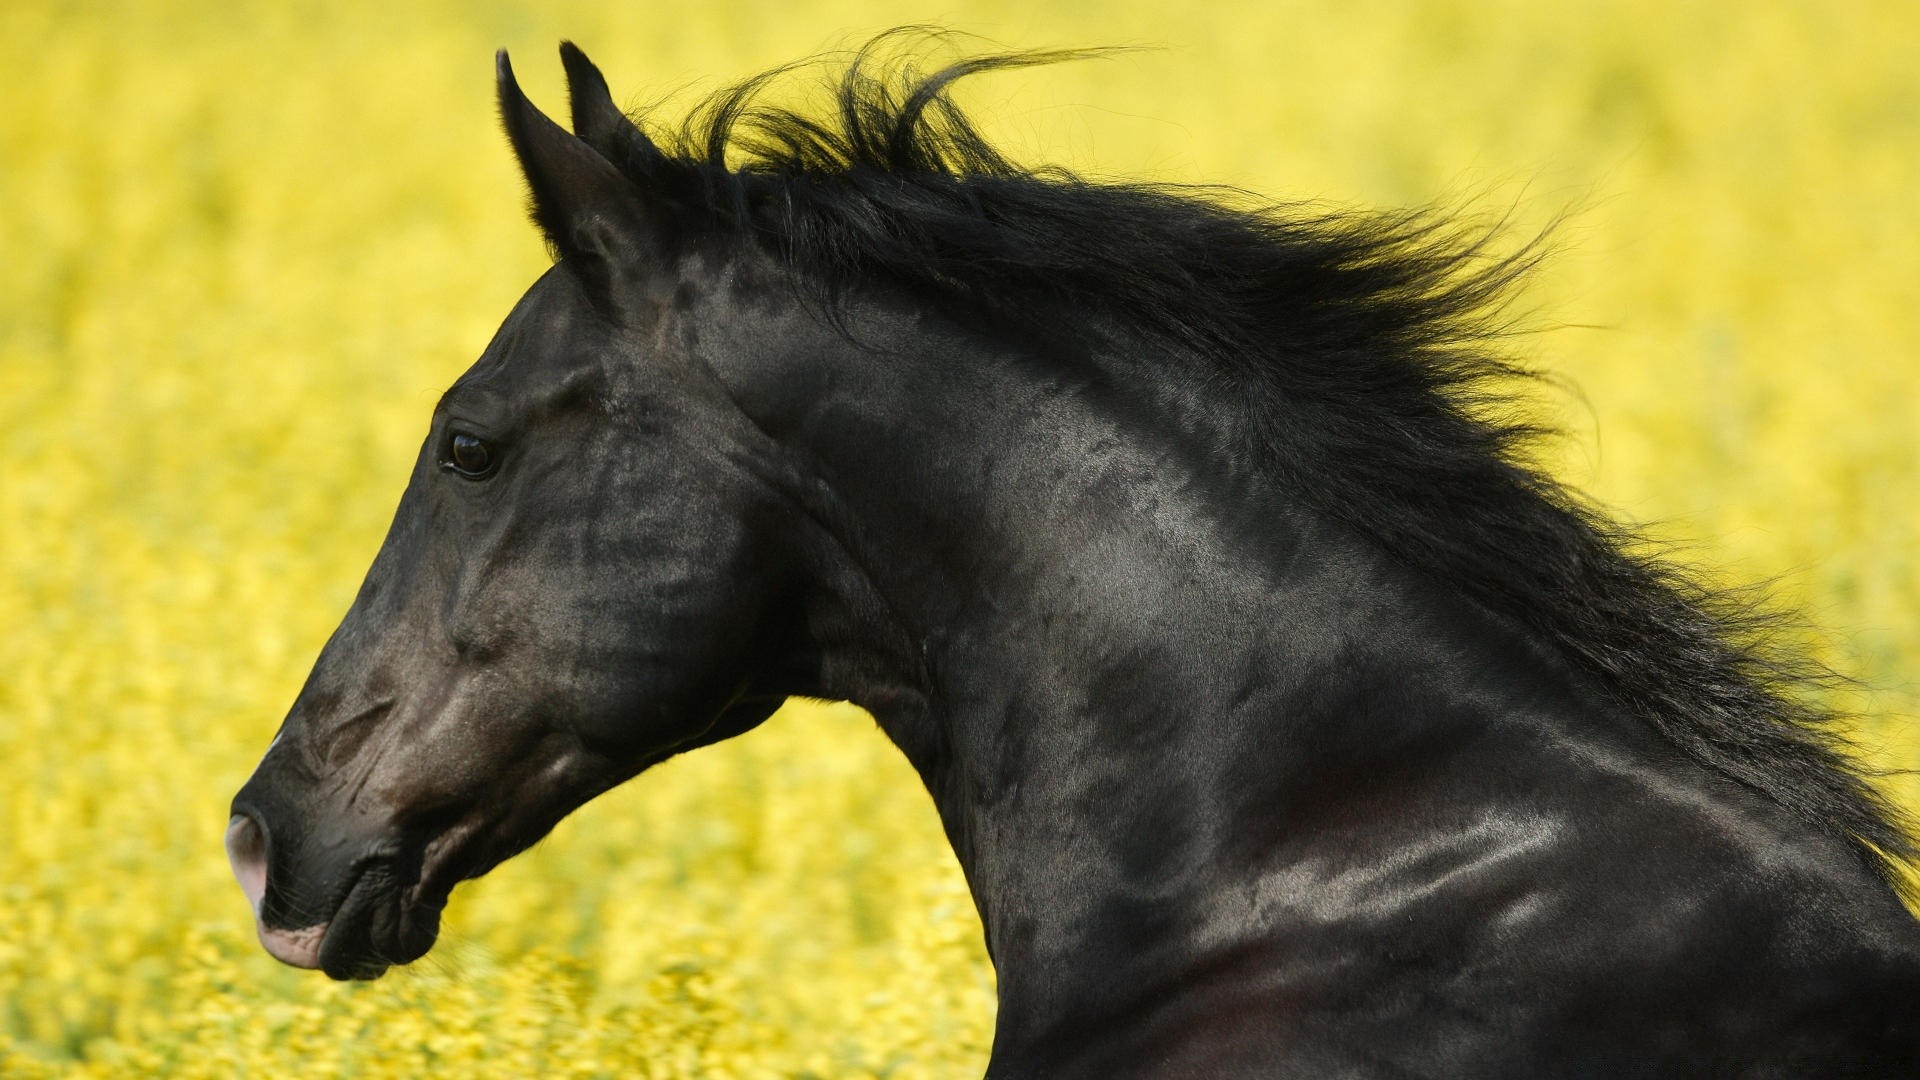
[{"xmin": 228, "ymin": 38, "xmax": 1920, "ymax": 1076}]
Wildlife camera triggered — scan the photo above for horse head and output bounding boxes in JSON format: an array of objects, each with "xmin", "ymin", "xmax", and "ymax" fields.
[{"xmin": 227, "ymin": 48, "xmax": 812, "ymax": 979}]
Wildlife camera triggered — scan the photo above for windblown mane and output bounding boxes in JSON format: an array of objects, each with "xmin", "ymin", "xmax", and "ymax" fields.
[{"xmin": 587, "ymin": 31, "xmax": 1915, "ymax": 884}]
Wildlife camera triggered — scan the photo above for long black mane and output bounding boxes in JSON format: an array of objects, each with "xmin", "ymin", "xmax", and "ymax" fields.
[{"xmin": 582, "ymin": 32, "xmax": 1914, "ymax": 885}]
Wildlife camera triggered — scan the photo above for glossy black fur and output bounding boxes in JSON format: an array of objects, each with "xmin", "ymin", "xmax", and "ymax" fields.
[{"xmin": 231, "ymin": 35, "xmax": 1920, "ymax": 1076}]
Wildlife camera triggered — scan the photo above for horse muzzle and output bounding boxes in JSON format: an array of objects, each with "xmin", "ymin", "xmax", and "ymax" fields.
[
  {"xmin": 224, "ymin": 801, "xmax": 441, "ymax": 980},
  {"xmin": 225, "ymin": 813, "xmax": 330, "ymax": 969}
]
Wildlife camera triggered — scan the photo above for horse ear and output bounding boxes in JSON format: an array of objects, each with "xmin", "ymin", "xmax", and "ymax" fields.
[
  {"xmin": 496, "ymin": 49, "xmax": 660, "ymax": 311},
  {"xmin": 557, "ymin": 41, "xmax": 668, "ymax": 178}
]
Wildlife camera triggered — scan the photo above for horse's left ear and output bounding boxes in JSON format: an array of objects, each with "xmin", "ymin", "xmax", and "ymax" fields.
[{"xmin": 496, "ymin": 49, "xmax": 662, "ymax": 312}]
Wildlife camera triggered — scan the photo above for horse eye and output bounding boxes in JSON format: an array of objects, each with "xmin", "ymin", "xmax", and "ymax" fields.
[{"xmin": 446, "ymin": 432, "xmax": 494, "ymax": 478}]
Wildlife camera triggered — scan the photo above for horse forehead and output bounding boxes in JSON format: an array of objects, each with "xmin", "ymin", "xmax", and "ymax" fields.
[{"xmin": 471, "ymin": 267, "xmax": 609, "ymax": 381}]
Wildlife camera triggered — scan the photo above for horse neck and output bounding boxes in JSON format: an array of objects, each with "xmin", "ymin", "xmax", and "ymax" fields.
[{"xmin": 717, "ymin": 296, "xmax": 1622, "ymax": 1017}]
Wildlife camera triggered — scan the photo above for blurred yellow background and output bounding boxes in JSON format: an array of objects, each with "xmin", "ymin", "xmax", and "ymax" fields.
[{"xmin": 2, "ymin": 1, "xmax": 1916, "ymax": 1076}]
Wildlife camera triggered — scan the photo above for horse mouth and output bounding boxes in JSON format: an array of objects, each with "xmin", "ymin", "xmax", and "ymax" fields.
[
  {"xmin": 230, "ymin": 806, "xmax": 505, "ymax": 979},
  {"xmin": 310, "ymin": 816, "xmax": 502, "ymax": 979},
  {"xmin": 231, "ymin": 836, "xmax": 451, "ymax": 981},
  {"xmin": 310, "ymin": 859, "xmax": 445, "ymax": 980},
  {"xmin": 244, "ymin": 856, "xmax": 441, "ymax": 981}
]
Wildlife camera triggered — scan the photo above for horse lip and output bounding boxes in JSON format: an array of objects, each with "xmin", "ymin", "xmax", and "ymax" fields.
[
  {"xmin": 328, "ymin": 852, "xmax": 457, "ymax": 980},
  {"xmin": 316, "ymin": 834, "xmax": 477, "ymax": 980},
  {"xmin": 252, "ymin": 852, "xmax": 420, "ymax": 979},
  {"xmin": 316, "ymin": 866, "xmax": 392, "ymax": 980},
  {"xmin": 246, "ymin": 829, "xmax": 466, "ymax": 979},
  {"xmin": 257, "ymin": 920, "xmax": 328, "ymax": 969},
  {"xmin": 228, "ymin": 813, "xmax": 330, "ymax": 970},
  {"xmin": 252, "ymin": 858, "xmax": 378, "ymax": 974}
]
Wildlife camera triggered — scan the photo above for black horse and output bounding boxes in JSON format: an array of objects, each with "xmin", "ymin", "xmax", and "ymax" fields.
[{"xmin": 227, "ymin": 38, "xmax": 1920, "ymax": 1076}]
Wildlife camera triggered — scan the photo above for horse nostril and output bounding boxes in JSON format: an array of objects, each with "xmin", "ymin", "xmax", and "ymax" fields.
[{"xmin": 225, "ymin": 813, "xmax": 268, "ymax": 913}]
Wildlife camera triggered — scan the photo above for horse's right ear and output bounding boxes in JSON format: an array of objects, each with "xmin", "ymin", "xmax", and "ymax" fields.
[
  {"xmin": 496, "ymin": 49, "xmax": 662, "ymax": 313},
  {"xmin": 558, "ymin": 41, "xmax": 669, "ymax": 181}
]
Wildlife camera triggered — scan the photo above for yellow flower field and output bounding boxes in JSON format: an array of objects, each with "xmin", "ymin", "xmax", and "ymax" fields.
[{"xmin": 2, "ymin": 1, "xmax": 1916, "ymax": 1076}]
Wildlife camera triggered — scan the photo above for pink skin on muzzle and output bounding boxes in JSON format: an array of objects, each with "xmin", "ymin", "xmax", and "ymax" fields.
[{"xmin": 225, "ymin": 815, "xmax": 326, "ymax": 969}]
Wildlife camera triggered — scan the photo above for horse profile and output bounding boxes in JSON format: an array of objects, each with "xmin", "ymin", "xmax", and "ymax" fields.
[{"xmin": 227, "ymin": 37, "xmax": 1920, "ymax": 1076}]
